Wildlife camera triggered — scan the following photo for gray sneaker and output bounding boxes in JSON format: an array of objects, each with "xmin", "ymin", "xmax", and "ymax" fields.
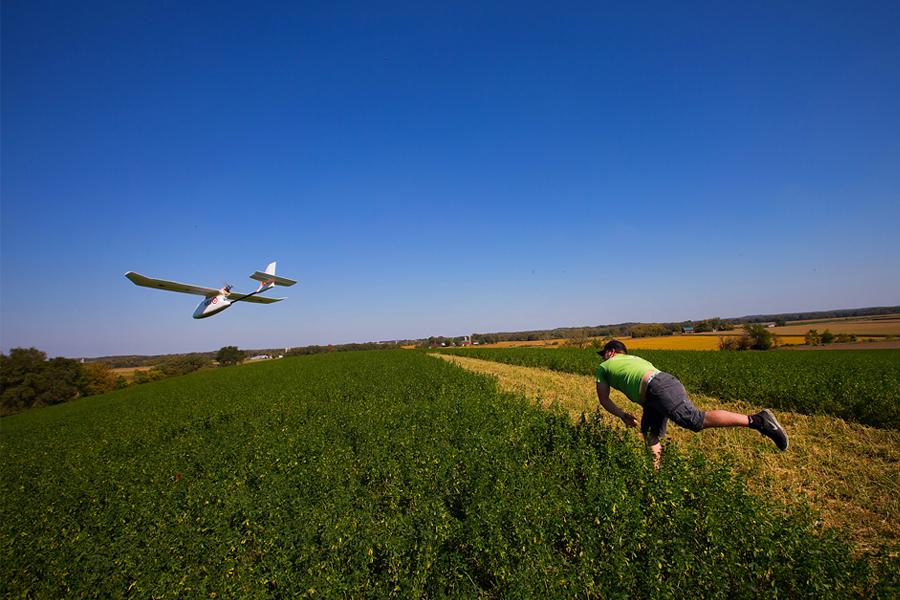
[{"xmin": 754, "ymin": 409, "xmax": 788, "ymax": 451}]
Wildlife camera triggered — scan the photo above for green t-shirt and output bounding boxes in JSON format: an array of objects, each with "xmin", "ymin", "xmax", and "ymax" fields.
[{"xmin": 595, "ymin": 354, "xmax": 657, "ymax": 404}]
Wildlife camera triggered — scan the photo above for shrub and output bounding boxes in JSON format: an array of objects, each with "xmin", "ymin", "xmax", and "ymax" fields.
[
  {"xmin": 0, "ymin": 348, "xmax": 83, "ymax": 415},
  {"xmin": 744, "ymin": 323, "xmax": 777, "ymax": 350},
  {"xmin": 81, "ymin": 362, "xmax": 118, "ymax": 396},
  {"xmin": 719, "ymin": 335, "xmax": 751, "ymax": 351},
  {"xmin": 215, "ymin": 345, "xmax": 245, "ymax": 366}
]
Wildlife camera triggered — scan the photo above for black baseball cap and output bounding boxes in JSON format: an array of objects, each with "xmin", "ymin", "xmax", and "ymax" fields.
[{"xmin": 597, "ymin": 340, "xmax": 628, "ymax": 356}]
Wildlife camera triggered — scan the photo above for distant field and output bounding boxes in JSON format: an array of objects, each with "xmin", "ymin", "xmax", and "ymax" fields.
[
  {"xmin": 788, "ymin": 313, "xmax": 900, "ymax": 326},
  {"xmin": 110, "ymin": 366, "xmax": 152, "ymax": 381},
  {"xmin": 469, "ymin": 315, "xmax": 899, "ymax": 351},
  {"xmin": 786, "ymin": 340, "xmax": 900, "ymax": 350},
  {"xmin": 479, "ymin": 335, "xmax": 811, "ymax": 351},
  {"xmin": 110, "ymin": 366, "xmax": 151, "ymax": 374},
  {"xmin": 622, "ymin": 334, "xmax": 807, "ymax": 350},
  {"xmin": 479, "ymin": 338, "xmax": 566, "ymax": 348},
  {"xmin": 767, "ymin": 317, "xmax": 900, "ymax": 336},
  {"xmin": 685, "ymin": 315, "xmax": 900, "ymax": 338}
]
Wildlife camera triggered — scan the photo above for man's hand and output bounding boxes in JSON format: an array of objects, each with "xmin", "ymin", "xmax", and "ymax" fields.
[
  {"xmin": 620, "ymin": 412, "xmax": 638, "ymax": 428},
  {"xmin": 597, "ymin": 382, "xmax": 639, "ymax": 429}
]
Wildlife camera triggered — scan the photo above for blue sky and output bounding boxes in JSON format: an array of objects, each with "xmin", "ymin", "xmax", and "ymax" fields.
[{"xmin": 2, "ymin": 1, "xmax": 899, "ymax": 357}]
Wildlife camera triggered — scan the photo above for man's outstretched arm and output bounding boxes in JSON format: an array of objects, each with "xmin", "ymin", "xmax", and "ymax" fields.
[{"xmin": 596, "ymin": 382, "xmax": 638, "ymax": 428}]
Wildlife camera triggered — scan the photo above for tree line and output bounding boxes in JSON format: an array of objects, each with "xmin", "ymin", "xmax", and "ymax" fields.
[
  {"xmin": 470, "ymin": 317, "xmax": 736, "ymax": 344},
  {"xmin": 1, "ymin": 348, "xmax": 124, "ymax": 416},
  {"xmin": 467, "ymin": 306, "xmax": 898, "ymax": 345},
  {"xmin": 0, "ymin": 346, "xmax": 256, "ymax": 416}
]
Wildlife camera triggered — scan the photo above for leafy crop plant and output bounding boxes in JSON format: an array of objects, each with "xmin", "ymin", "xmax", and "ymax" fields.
[{"xmin": 2, "ymin": 351, "xmax": 895, "ymax": 596}]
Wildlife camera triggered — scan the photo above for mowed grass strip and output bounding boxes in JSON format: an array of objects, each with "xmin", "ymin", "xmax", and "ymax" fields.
[{"xmin": 437, "ymin": 353, "xmax": 900, "ymax": 554}]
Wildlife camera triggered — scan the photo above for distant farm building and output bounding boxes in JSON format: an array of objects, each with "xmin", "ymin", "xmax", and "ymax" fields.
[{"xmin": 682, "ymin": 325, "xmax": 694, "ymax": 334}]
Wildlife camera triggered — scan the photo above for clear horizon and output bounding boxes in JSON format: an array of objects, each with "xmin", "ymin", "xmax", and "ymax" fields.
[
  {"xmin": 3, "ymin": 2, "xmax": 899, "ymax": 357},
  {"xmin": 31, "ymin": 303, "xmax": 900, "ymax": 359}
]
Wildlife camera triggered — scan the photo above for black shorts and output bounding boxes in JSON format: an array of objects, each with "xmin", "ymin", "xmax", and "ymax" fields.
[{"xmin": 641, "ymin": 372, "xmax": 705, "ymax": 438}]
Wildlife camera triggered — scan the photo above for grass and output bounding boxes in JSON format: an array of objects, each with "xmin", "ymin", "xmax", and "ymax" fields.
[
  {"xmin": 3, "ymin": 350, "xmax": 895, "ymax": 596},
  {"xmin": 436, "ymin": 353, "xmax": 900, "ymax": 554}
]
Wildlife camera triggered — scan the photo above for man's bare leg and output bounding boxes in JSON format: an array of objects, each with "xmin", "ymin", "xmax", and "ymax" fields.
[
  {"xmin": 702, "ymin": 410, "xmax": 750, "ymax": 428},
  {"xmin": 703, "ymin": 409, "xmax": 789, "ymax": 450}
]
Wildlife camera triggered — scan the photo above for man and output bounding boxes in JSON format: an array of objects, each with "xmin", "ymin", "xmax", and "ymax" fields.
[{"xmin": 594, "ymin": 340, "xmax": 788, "ymax": 467}]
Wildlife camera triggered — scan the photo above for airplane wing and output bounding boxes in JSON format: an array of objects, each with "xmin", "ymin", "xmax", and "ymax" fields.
[
  {"xmin": 226, "ymin": 291, "xmax": 285, "ymax": 304},
  {"xmin": 125, "ymin": 272, "xmax": 219, "ymax": 297}
]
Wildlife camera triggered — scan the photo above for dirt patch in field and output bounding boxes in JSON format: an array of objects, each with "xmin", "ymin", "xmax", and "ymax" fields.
[
  {"xmin": 110, "ymin": 367, "xmax": 152, "ymax": 381},
  {"xmin": 771, "ymin": 317, "xmax": 900, "ymax": 336},
  {"xmin": 782, "ymin": 340, "xmax": 900, "ymax": 350},
  {"xmin": 476, "ymin": 339, "xmax": 567, "ymax": 348},
  {"xmin": 435, "ymin": 353, "xmax": 900, "ymax": 554}
]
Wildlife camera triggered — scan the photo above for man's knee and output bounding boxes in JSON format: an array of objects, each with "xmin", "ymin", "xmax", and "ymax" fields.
[{"xmin": 670, "ymin": 405, "xmax": 705, "ymax": 432}]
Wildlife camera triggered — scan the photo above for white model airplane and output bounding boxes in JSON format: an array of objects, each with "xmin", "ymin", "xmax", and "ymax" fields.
[{"xmin": 125, "ymin": 262, "xmax": 297, "ymax": 319}]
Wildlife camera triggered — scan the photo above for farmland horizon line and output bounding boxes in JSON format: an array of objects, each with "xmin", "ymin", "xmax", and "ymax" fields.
[{"xmin": 21, "ymin": 303, "xmax": 898, "ymax": 362}]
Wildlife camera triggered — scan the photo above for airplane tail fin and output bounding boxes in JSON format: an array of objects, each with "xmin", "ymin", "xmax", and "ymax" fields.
[{"xmin": 250, "ymin": 261, "xmax": 297, "ymax": 288}]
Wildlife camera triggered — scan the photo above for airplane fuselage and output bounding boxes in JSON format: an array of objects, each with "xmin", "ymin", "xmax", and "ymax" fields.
[
  {"xmin": 126, "ymin": 261, "xmax": 296, "ymax": 319},
  {"xmin": 193, "ymin": 295, "xmax": 233, "ymax": 319}
]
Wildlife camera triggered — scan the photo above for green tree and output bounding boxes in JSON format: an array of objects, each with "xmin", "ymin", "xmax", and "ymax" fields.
[
  {"xmin": 719, "ymin": 335, "xmax": 752, "ymax": 351},
  {"xmin": 158, "ymin": 353, "xmax": 211, "ymax": 376},
  {"xmin": 42, "ymin": 358, "xmax": 86, "ymax": 404},
  {"xmin": 0, "ymin": 348, "xmax": 83, "ymax": 415},
  {"xmin": 82, "ymin": 362, "xmax": 118, "ymax": 396},
  {"xmin": 566, "ymin": 336, "xmax": 589, "ymax": 348},
  {"xmin": 132, "ymin": 369, "xmax": 165, "ymax": 384},
  {"xmin": 631, "ymin": 324, "xmax": 670, "ymax": 338},
  {"xmin": 804, "ymin": 329, "xmax": 821, "ymax": 345},
  {"xmin": 744, "ymin": 324, "xmax": 777, "ymax": 350},
  {"xmin": 693, "ymin": 320, "xmax": 711, "ymax": 333},
  {"xmin": 820, "ymin": 329, "xmax": 835, "ymax": 344},
  {"xmin": 216, "ymin": 346, "xmax": 245, "ymax": 366}
]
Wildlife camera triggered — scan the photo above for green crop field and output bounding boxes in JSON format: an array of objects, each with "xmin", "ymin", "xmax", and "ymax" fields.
[
  {"xmin": 2, "ymin": 351, "xmax": 896, "ymax": 597},
  {"xmin": 440, "ymin": 348, "xmax": 900, "ymax": 430}
]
